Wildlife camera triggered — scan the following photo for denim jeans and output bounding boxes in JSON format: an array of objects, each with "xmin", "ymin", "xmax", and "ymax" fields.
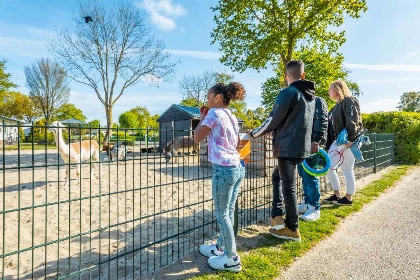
[
  {"xmin": 271, "ymin": 157, "xmax": 303, "ymax": 231},
  {"xmin": 212, "ymin": 164, "xmax": 245, "ymax": 257},
  {"xmin": 297, "ymin": 164, "xmax": 321, "ymax": 210}
]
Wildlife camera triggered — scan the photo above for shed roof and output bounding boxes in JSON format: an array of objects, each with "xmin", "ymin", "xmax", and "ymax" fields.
[
  {"xmin": 0, "ymin": 116, "xmax": 21, "ymax": 123},
  {"xmin": 61, "ymin": 118, "xmax": 85, "ymax": 125}
]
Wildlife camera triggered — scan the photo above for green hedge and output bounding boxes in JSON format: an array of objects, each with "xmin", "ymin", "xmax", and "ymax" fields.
[
  {"xmin": 362, "ymin": 111, "xmax": 420, "ymax": 164},
  {"xmin": 112, "ymin": 131, "xmax": 130, "ymax": 138}
]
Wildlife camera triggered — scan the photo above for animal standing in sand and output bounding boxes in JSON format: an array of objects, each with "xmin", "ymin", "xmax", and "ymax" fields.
[
  {"xmin": 49, "ymin": 121, "xmax": 101, "ymax": 186},
  {"xmin": 110, "ymin": 144, "xmax": 126, "ymax": 161},
  {"xmin": 163, "ymin": 135, "xmax": 199, "ymax": 163}
]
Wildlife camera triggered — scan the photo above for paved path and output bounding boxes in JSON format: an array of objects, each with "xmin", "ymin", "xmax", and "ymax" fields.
[{"xmin": 280, "ymin": 167, "xmax": 420, "ymax": 280}]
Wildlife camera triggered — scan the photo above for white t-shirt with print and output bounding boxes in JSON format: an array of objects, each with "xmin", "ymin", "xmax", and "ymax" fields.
[{"xmin": 201, "ymin": 108, "xmax": 240, "ymax": 166}]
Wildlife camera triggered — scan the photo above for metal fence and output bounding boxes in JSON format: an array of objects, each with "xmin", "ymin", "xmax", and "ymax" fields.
[{"xmin": 0, "ymin": 122, "xmax": 394, "ymax": 279}]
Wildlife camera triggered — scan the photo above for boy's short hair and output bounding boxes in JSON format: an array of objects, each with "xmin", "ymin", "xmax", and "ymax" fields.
[{"xmin": 286, "ymin": 60, "xmax": 304, "ymax": 80}]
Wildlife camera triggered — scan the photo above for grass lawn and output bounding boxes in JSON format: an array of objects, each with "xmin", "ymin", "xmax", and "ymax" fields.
[
  {"xmin": 2, "ymin": 143, "xmax": 57, "ymax": 150},
  {"xmin": 192, "ymin": 165, "xmax": 412, "ymax": 280}
]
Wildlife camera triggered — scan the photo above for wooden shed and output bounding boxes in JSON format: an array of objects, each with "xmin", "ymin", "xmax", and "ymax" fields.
[{"xmin": 157, "ymin": 104, "xmax": 244, "ymax": 150}]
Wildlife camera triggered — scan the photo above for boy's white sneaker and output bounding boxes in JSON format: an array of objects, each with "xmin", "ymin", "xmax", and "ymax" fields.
[
  {"xmin": 298, "ymin": 203, "xmax": 308, "ymax": 214},
  {"xmin": 199, "ymin": 243, "xmax": 223, "ymax": 258},
  {"xmin": 208, "ymin": 254, "xmax": 242, "ymax": 272},
  {"xmin": 300, "ymin": 205, "xmax": 320, "ymax": 221}
]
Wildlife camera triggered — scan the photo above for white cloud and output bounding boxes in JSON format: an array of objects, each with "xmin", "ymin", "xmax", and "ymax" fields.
[
  {"xmin": 344, "ymin": 63, "xmax": 420, "ymax": 72},
  {"xmin": 0, "ymin": 23, "xmax": 55, "ymax": 59},
  {"xmin": 0, "ymin": 21, "xmax": 56, "ymax": 40},
  {"xmin": 165, "ymin": 49, "xmax": 221, "ymax": 60},
  {"xmin": 360, "ymin": 98, "xmax": 400, "ymax": 113},
  {"xmin": 136, "ymin": 0, "xmax": 187, "ymax": 31},
  {"xmin": 140, "ymin": 74, "xmax": 164, "ymax": 83},
  {"xmin": 0, "ymin": 36, "xmax": 49, "ymax": 58}
]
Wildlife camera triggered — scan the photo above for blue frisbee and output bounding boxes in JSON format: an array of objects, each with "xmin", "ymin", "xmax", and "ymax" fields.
[{"xmin": 302, "ymin": 148, "xmax": 331, "ymax": 177}]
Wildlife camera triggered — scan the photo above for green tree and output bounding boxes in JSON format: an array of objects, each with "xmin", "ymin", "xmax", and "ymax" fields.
[
  {"xmin": 212, "ymin": 0, "xmax": 367, "ymax": 106},
  {"xmin": 0, "ymin": 60, "xmax": 17, "ymax": 94},
  {"xmin": 129, "ymin": 106, "xmax": 151, "ymax": 128},
  {"xmin": 214, "ymin": 71, "xmax": 234, "ymax": 84},
  {"xmin": 88, "ymin": 119, "xmax": 100, "ymax": 128},
  {"xmin": 0, "ymin": 60, "xmax": 18, "ymax": 115},
  {"xmin": 20, "ymin": 95, "xmax": 41, "ymax": 123},
  {"xmin": 118, "ymin": 112, "xmax": 140, "ymax": 128},
  {"xmin": 5, "ymin": 92, "xmax": 41, "ymax": 122},
  {"xmin": 56, "ymin": 103, "xmax": 87, "ymax": 122},
  {"xmin": 398, "ymin": 91, "xmax": 420, "ymax": 112},
  {"xmin": 180, "ymin": 97, "xmax": 201, "ymax": 107},
  {"xmin": 261, "ymin": 47, "xmax": 361, "ymax": 109},
  {"xmin": 253, "ymin": 107, "xmax": 268, "ymax": 122},
  {"xmin": 147, "ymin": 114, "xmax": 160, "ymax": 136},
  {"xmin": 229, "ymin": 101, "xmax": 261, "ymax": 129}
]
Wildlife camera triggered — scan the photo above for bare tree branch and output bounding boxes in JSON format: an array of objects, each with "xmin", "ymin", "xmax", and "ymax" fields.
[
  {"xmin": 24, "ymin": 58, "xmax": 70, "ymax": 125},
  {"xmin": 50, "ymin": 0, "xmax": 176, "ymax": 138}
]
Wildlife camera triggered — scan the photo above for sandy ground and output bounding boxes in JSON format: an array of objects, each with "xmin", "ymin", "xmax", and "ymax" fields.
[
  {"xmin": 280, "ymin": 166, "xmax": 420, "ymax": 280},
  {"xmin": 0, "ymin": 148, "xmax": 273, "ymax": 279},
  {"xmin": 143, "ymin": 166, "xmax": 395, "ymax": 280}
]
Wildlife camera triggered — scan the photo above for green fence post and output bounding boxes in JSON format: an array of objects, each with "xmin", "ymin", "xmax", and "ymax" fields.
[
  {"xmin": 234, "ymin": 200, "xmax": 239, "ymax": 234},
  {"xmin": 391, "ymin": 133, "xmax": 395, "ymax": 164},
  {"xmin": 373, "ymin": 133, "xmax": 377, "ymax": 173}
]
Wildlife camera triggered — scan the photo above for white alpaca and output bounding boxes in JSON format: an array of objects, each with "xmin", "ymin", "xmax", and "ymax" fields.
[{"xmin": 49, "ymin": 121, "xmax": 100, "ymax": 186}]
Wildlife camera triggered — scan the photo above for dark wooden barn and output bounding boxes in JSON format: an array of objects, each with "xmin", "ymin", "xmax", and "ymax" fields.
[{"xmin": 157, "ymin": 104, "xmax": 244, "ymax": 150}]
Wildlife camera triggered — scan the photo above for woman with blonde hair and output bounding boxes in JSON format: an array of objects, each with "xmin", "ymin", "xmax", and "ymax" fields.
[{"xmin": 324, "ymin": 80, "xmax": 363, "ymax": 205}]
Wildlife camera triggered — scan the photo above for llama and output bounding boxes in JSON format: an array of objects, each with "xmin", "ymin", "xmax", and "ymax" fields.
[
  {"xmin": 49, "ymin": 121, "xmax": 100, "ymax": 186},
  {"xmin": 162, "ymin": 135, "xmax": 199, "ymax": 163}
]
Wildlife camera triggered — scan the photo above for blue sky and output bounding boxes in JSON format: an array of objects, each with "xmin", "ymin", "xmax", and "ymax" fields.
[{"xmin": 1, "ymin": 0, "xmax": 420, "ymax": 124}]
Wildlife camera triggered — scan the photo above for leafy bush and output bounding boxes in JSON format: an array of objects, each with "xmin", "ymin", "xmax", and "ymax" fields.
[
  {"xmin": 111, "ymin": 132, "xmax": 131, "ymax": 139},
  {"xmin": 362, "ymin": 112, "xmax": 420, "ymax": 164}
]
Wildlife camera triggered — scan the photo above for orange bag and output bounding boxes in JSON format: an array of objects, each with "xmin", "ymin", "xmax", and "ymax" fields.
[{"xmin": 237, "ymin": 133, "xmax": 251, "ymax": 163}]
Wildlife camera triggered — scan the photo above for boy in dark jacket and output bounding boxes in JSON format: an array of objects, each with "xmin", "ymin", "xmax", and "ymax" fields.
[
  {"xmin": 271, "ymin": 97, "xmax": 328, "ymax": 226},
  {"xmin": 250, "ymin": 60, "xmax": 315, "ymax": 242}
]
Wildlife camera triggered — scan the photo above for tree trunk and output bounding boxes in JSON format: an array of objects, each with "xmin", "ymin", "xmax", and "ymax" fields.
[
  {"xmin": 105, "ymin": 105, "xmax": 113, "ymax": 142},
  {"xmin": 282, "ymin": 60, "xmax": 288, "ymax": 88}
]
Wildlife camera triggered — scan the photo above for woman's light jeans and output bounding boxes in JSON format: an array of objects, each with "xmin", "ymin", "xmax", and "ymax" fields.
[{"xmin": 212, "ymin": 164, "xmax": 245, "ymax": 257}]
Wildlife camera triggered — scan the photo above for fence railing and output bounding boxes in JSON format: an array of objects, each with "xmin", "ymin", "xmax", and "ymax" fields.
[{"xmin": 0, "ymin": 123, "xmax": 395, "ymax": 279}]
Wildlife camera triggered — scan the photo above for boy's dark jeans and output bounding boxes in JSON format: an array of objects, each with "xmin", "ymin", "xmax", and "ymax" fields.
[{"xmin": 271, "ymin": 157, "xmax": 304, "ymax": 231}]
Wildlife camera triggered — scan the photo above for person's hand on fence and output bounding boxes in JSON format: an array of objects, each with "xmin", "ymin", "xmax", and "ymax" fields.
[{"xmin": 310, "ymin": 142, "xmax": 319, "ymax": 154}]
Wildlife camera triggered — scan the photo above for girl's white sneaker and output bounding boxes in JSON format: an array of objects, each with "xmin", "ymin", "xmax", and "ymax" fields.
[
  {"xmin": 199, "ymin": 243, "xmax": 223, "ymax": 258},
  {"xmin": 208, "ymin": 254, "xmax": 242, "ymax": 272}
]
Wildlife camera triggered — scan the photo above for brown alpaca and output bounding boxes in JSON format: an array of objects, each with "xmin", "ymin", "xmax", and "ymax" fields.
[{"xmin": 163, "ymin": 135, "xmax": 199, "ymax": 163}]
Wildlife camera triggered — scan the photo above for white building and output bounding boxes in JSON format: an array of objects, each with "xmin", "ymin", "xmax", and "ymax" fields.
[{"xmin": 0, "ymin": 116, "xmax": 21, "ymax": 145}]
